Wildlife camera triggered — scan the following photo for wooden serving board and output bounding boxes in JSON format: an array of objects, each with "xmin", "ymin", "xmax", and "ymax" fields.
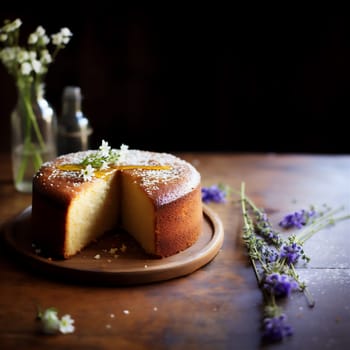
[{"xmin": 3, "ymin": 205, "xmax": 224, "ymax": 286}]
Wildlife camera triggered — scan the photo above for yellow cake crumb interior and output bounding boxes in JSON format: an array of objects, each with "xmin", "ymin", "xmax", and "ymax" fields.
[
  {"xmin": 121, "ymin": 173, "xmax": 155, "ymax": 254},
  {"xmin": 66, "ymin": 175, "xmax": 119, "ymax": 256}
]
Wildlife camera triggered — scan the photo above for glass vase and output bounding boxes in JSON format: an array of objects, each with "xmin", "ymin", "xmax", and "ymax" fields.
[{"xmin": 11, "ymin": 83, "xmax": 57, "ymax": 193}]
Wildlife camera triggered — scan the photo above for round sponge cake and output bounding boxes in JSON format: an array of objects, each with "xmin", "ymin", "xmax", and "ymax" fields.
[{"xmin": 31, "ymin": 144, "xmax": 203, "ymax": 259}]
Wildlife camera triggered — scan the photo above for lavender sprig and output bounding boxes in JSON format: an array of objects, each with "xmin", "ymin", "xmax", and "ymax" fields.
[
  {"xmin": 238, "ymin": 181, "xmax": 350, "ymax": 343},
  {"xmin": 201, "ymin": 183, "xmax": 230, "ymax": 204},
  {"xmin": 202, "ymin": 181, "xmax": 350, "ymax": 343},
  {"xmin": 279, "ymin": 207, "xmax": 318, "ymax": 229},
  {"xmin": 262, "ymin": 312, "xmax": 293, "ymax": 342}
]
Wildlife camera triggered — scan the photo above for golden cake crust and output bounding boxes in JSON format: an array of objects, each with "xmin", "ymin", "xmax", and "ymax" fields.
[{"xmin": 32, "ymin": 149, "xmax": 202, "ymax": 259}]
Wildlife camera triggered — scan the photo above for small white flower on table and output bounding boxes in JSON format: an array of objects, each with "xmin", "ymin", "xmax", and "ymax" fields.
[{"xmin": 37, "ymin": 307, "xmax": 75, "ymax": 335}]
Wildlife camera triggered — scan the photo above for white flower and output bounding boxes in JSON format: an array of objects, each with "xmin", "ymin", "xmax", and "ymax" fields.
[
  {"xmin": 51, "ymin": 33, "xmax": 62, "ymax": 46},
  {"xmin": 0, "ymin": 18, "xmax": 72, "ymax": 89},
  {"xmin": 81, "ymin": 164, "xmax": 95, "ymax": 181},
  {"xmin": 0, "ymin": 18, "xmax": 72, "ymax": 189},
  {"xmin": 39, "ymin": 308, "xmax": 60, "ymax": 334},
  {"xmin": 99, "ymin": 139, "xmax": 111, "ymax": 157},
  {"xmin": 40, "ymin": 49, "xmax": 52, "ymax": 64},
  {"xmin": 28, "ymin": 50, "xmax": 37, "ymax": 61},
  {"xmin": 41, "ymin": 35, "xmax": 50, "ymax": 46},
  {"xmin": 59, "ymin": 314, "xmax": 75, "ymax": 334},
  {"xmin": 17, "ymin": 49, "xmax": 29, "ymax": 63},
  {"xmin": 28, "ymin": 33, "xmax": 38, "ymax": 45},
  {"xmin": 100, "ymin": 160, "xmax": 109, "ymax": 170},
  {"xmin": 51, "ymin": 27, "xmax": 72, "ymax": 47},
  {"xmin": 81, "ymin": 140, "xmax": 130, "ymax": 169},
  {"xmin": 31, "ymin": 59, "xmax": 42, "ymax": 73},
  {"xmin": 20, "ymin": 62, "xmax": 32, "ymax": 75},
  {"xmin": 35, "ymin": 25, "xmax": 45, "ymax": 36},
  {"xmin": 1, "ymin": 18, "xmax": 22, "ymax": 33},
  {"xmin": 61, "ymin": 27, "xmax": 72, "ymax": 37},
  {"xmin": 0, "ymin": 47, "xmax": 15, "ymax": 62},
  {"xmin": 37, "ymin": 307, "xmax": 75, "ymax": 335}
]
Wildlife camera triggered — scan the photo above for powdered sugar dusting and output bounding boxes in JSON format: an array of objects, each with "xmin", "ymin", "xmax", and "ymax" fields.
[
  {"xmin": 34, "ymin": 149, "xmax": 201, "ymax": 203},
  {"xmin": 118, "ymin": 150, "xmax": 200, "ymax": 201}
]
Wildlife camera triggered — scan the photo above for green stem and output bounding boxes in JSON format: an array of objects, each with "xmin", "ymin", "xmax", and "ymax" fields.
[
  {"xmin": 15, "ymin": 152, "xmax": 28, "ymax": 185},
  {"xmin": 14, "ymin": 83, "xmax": 45, "ymax": 186},
  {"xmin": 297, "ymin": 210, "xmax": 350, "ymax": 244},
  {"xmin": 289, "ymin": 263, "xmax": 315, "ymax": 307},
  {"xmin": 20, "ymin": 85, "xmax": 45, "ymax": 148},
  {"xmin": 302, "ymin": 286, "xmax": 316, "ymax": 308},
  {"xmin": 241, "ymin": 182, "xmax": 265, "ymax": 284}
]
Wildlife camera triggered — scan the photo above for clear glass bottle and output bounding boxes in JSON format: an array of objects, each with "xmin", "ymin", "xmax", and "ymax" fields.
[
  {"xmin": 57, "ymin": 86, "xmax": 93, "ymax": 155},
  {"xmin": 11, "ymin": 83, "xmax": 57, "ymax": 193}
]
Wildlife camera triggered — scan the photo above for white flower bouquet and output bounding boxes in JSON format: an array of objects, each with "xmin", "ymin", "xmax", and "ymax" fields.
[{"xmin": 0, "ymin": 18, "xmax": 72, "ymax": 191}]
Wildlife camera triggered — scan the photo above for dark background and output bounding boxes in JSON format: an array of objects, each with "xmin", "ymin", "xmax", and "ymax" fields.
[{"xmin": 1, "ymin": 4, "xmax": 350, "ymax": 154}]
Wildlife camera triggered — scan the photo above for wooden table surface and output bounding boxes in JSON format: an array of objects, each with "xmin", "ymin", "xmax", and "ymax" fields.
[{"xmin": 1, "ymin": 152, "xmax": 350, "ymax": 350}]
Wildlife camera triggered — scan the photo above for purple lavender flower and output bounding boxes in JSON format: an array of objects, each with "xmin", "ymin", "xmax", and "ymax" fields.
[
  {"xmin": 201, "ymin": 185, "xmax": 226, "ymax": 204},
  {"xmin": 263, "ymin": 273, "xmax": 299, "ymax": 298},
  {"xmin": 262, "ymin": 314, "xmax": 293, "ymax": 342},
  {"xmin": 255, "ymin": 211, "xmax": 282, "ymax": 246},
  {"xmin": 280, "ymin": 242, "xmax": 302, "ymax": 265},
  {"xmin": 258, "ymin": 244, "xmax": 279, "ymax": 264},
  {"xmin": 279, "ymin": 209, "xmax": 316, "ymax": 229}
]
